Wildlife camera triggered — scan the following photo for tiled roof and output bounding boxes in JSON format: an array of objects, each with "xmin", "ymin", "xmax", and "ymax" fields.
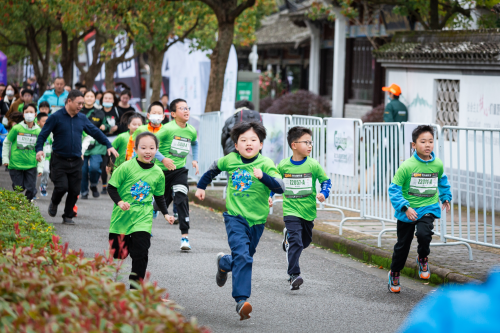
[
  {"xmin": 256, "ymin": 13, "xmax": 310, "ymax": 47},
  {"xmin": 374, "ymin": 29, "xmax": 500, "ymax": 62}
]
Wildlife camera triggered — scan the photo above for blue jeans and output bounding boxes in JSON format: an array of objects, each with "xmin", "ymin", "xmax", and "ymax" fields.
[
  {"xmin": 219, "ymin": 212, "xmax": 265, "ymax": 302},
  {"xmin": 81, "ymin": 154, "xmax": 102, "ymax": 195},
  {"xmin": 284, "ymin": 216, "xmax": 314, "ymax": 275}
]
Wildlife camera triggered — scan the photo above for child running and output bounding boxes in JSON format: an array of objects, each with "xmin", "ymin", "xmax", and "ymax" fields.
[
  {"xmin": 112, "ymin": 113, "xmax": 144, "ymax": 168},
  {"xmin": 156, "ymin": 99, "xmax": 199, "ymax": 251},
  {"xmin": 108, "ymin": 132, "xmax": 175, "ymax": 289},
  {"xmin": 273, "ymin": 126, "xmax": 331, "ymax": 290},
  {"xmin": 196, "ymin": 121, "xmax": 285, "ymax": 320},
  {"xmin": 2, "ymin": 103, "xmax": 43, "ymax": 201},
  {"xmin": 388, "ymin": 125, "xmax": 451, "ymax": 293},
  {"xmin": 37, "ymin": 112, "xmax": 51, "ymax": 196}
]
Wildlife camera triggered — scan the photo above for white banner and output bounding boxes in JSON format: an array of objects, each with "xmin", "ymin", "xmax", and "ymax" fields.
[
  {"xmin": 261, "ymin": 113, "xmax": 287, "ymax": 165},
  {"xmin": 220, "ymin": 45, "xmax": 238, "ymax": 121},
  {"xmin": 403, "ymin": 123, "xmax": 419, "ymax": 160},
  {"xmin": 327, "ymin": 119, "xmax": 355, "ymax": 176}
]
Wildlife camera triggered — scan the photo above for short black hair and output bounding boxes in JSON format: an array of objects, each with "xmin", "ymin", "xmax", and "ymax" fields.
[
  {"xmin": 161, "ymin": 93, "xmax": 169, "ymax": 99},
  {"xmin": 120, "ymin": 89, "xmax": 131, "ymax": 98},
  {"xmin": 170, "ymin": 98, "xmax": 187, "ymax": 112},
  {"xmin": 412, "ymin": 125, "xmax": 434, "ymax": 143},
  {"xmin": 128, "ymin": 113, "xmax": 145, "ymax": 126},
  {"xmin": 22, "ymin": 103, "xmax": 37, "ymax": 113},
  {"xmin": 135, "ymin": 131, "xmax": 159, "ymax": 149},
  {"xmin": 22, "ymin": 89, "xmax": 34, "ymax": 96},
  {"xmin": 235, "ymin": 100, "xmax": 254, "ymax": 110},
  {"xmin": 230, "ymin": 121, "xmax": 267, "ymax": 144},
  {"xmin": 67, "ymin": 89, "xmax": 83, "ymax": 101},
  {"xmin": 54, "ymin": 77, "xmax": 65, "ymax": 82},
  {"xmin": 147, "ymin": 101, "xmax": 164, "ymax": 113},
  {"xmin": 37, "ymin": 112, "xmax": 48, "ymax": 122},
  {"xmin": 39, "ymin": 101, "xmax": 50, "ymax": 110},
  {"xmin": 287, "ymin": 126, "xmax": 313, "ymax": 148}
]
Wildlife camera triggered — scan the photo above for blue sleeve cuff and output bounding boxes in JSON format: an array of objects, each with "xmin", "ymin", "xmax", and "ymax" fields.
[
  {"xmin": 192, "ymin": 140, "xmax": 199, "ymax": 161},
  {"xmin": 155, "ymin": 151, "xmax": 165, "ymax": 162},
  {"xmin": 438, "ymin": 174, "xmax": 452, "ymax": 203},
  {"xmin": 320, "ymin": 179, "xmax": 332, "ymax": 199}
]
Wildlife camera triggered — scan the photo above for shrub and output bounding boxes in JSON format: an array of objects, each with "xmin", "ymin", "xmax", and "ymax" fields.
[
  {"xmin": 265, "ymin": 90, "xmax": 331, "ymax": 117},
  {"xmin": 361, "ymin": 104, "xmax": 385, "ymax": 123},
  {"xmin": 0, "ymin": 188, "xmax": 56, "ymax": 248},
  {"xmin": 0, "ymin": 236, "xmax": 210, "ymax": 333},
  {"xmin": 259, "ymin": 96, "xmax": 274, "ymax": 113}
]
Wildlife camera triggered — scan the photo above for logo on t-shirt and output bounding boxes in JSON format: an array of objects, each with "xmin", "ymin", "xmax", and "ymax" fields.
[
  {"xmin": 232, "ymin": 168, "xmax": 252, "ymax": 192},
  {"xmin": 131, "ymin": 179, "xmax": 151, "ymax": 202}
]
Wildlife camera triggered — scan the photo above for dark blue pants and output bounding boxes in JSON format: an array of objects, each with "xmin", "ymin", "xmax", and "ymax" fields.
[
  {"xmin": 285, "ymin": 216, "xmax": 314, "ymax": 275},
  {"xmin": 219, "ymin": 212, "xmax": 265, "ymax": 302},
  {"xmin": 81, "ymin": 154, "xmax": 102, "ymax": 195}
]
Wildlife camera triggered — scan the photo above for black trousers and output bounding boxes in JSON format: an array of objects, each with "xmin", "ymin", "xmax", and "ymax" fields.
[
  {"xmin": 284, "ymin": 216, "xmax": 314, "ymax": 275},
  {"xmin": 9, "ymin": 167, "xmax": 38, "ymax": 200},
  {"xmin": 163, "ymin": 168, "xmax": 190, "ymax": 234},
  {"xmin": 109, "ymin": 232, "xmax": 151, "ymax": 289},
  {"xmin": 101, "ymin": 154, "xmax": 109, "ymax": 186},
  {"xmin": 390, "ymin": 214, "xmax": 435, "ymax": 273},
  {"xmin": 50, "ymin": 154, "xmax": 83, "ymax": 218}
]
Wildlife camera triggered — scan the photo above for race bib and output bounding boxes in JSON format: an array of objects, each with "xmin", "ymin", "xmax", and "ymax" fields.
[
  {"xmin": 283, "ymin": 173, "xmax": 313, "ymax": 199},
  {"xmin": 409, "ymin": 173, "xmax": 438, "ymax": 197},
  {"xmin": 43, "ymin": 144, "xmax": 52, "ymax": 155},
  {"xmin": 17, "ymin": 133, "xmax": 37, "ymax": 150},
  {"xmin": 169, "ymin": 136, "xmax": 191, "ymax": 158}
]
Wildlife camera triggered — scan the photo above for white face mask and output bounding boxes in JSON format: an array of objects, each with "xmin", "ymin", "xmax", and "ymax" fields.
[
  {"xmin": 149, "ymin": 114, "xmax": 163, "ymax": 124},
  {"xmin": 6, "ymin": 90, "xmax": 14, "ymax": 96},
  {"xmin": 24, "ymin": 114, "xmax": 36, "ymax": 123}
]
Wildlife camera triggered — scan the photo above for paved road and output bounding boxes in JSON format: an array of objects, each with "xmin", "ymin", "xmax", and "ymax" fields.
[{"xmin": 1, "ymin": 172, "xmax": 434, "ymax": 333}]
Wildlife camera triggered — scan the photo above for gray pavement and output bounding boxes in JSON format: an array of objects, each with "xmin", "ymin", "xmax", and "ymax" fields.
[{"xmin": 1, "ymin": 171, "xmax": 434, "ymax": 333}]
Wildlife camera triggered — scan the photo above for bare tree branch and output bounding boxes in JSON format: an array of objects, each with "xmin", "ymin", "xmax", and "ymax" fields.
[{"xmin": 230, "ymin": 0, "xmax": 256, "ymax": 21}]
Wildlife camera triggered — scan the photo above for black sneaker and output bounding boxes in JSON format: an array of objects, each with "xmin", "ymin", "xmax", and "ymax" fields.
[
  {"xmin": 48, "ymin": 201, "xmax": 58, "ymax": 217},
  {"xmin": 173, "ymin": 213, "xmax": 179, "ymax": 225},
  {"xmin": 81, "ymin": 193, "xmax": 89, "ymax": 200},
  {"xmin": 62, "ymin": 216, "xmax": 75, "ymax": 225},
  {"xmin": 236, "ymin": 300, "xmax": 252, "ymax": 321},
  {"xmin": 101, "ymin": 187, "xmax": 107, "ymax": 195},
  {"xmin": 216, "ymin": 252, "xmax": 228, "ymax": 287},
  {"xmin": 288, "ymin": 274, "xmax": 303, "ymax": 290},
  {"xmin": 90, "ymin": 186, "xmax": 100, "ymax": 198},
  {"xmin": 282, "ymin": 227, "xmax": 289, "ymax": 252}
]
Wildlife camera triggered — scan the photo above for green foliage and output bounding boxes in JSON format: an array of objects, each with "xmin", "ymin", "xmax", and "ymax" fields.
[{"xmin": 0, "ymin": 188, "xmax": 55, "ymax": 249}]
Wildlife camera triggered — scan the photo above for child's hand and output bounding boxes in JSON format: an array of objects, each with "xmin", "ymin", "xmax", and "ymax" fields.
[
  {"xmin": 106, "ymin": 166, "xmax": 112, "ymax": 174},
  {"xmin": 38, "ymin": 173, "xmax": 42, "ymax": 177},
  {"xmin": 406, "ymin": 207, "xmax": 418, "ymax": 221},
  {"xmin": 3, "ymin": 163, "xmax": 7, "ymax": 167},
  {"xmin": 195, "ymin": 188, "xmax": 205, "ymax": 201},
  {"xmin": 268, "ymin": 197, "xmax": 273, "ymax": 207},
  {"xmin": 442, "ymin": 201, "xmax": 451, "ymax": 213},
  {"xmin": 253, "ymin": 168, "xmax": 263, "ymax": 179},
  {"xmin": 316, "ymin": 193, "xmax": 326, "ymax": 202},
  {"xmin": 165, "ymin": 214, "xmax": 175, "ymax": 225},
  {"xmin": 118, "ymin": 201, "xmax": 130, "ymax": 211},
  {"xmin": 162, "ymin": 158, "xmax": 176, "ymax": 171},
  {"xmin": 192, "ymin": 160, "xmax": 199, "ymax": 175}
]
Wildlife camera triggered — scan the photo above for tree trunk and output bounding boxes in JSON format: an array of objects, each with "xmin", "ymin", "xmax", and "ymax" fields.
[
  {"xmin": 76, "ymin": 31, "xmax": 105, "ymax": 90},
  {"xmin": 104, "ymin": 60, "xmax": 116, "ymax": 91},
  {"xmin": 60, "ymin": 30, "xmax": 77, "ymax": 86},
  {"xmin": 204, "ymin": 22, "xmax": 234, "ymax": 112},
  {"xmin": 149, "ymin": 48, "xmax": 164, "ymax": 102},
  {"xmin": 429, "ymin": 0, "xmax": 439, "ymax": 29},
  {"xmin": 26, "ymin": 25, "xmax": 51, "ymax": 96}
]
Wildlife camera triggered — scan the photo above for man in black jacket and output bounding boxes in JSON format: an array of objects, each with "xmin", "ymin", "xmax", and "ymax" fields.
[{"xmin": 220, "ymin": 100, "xmax": 262, "ymax": 156}]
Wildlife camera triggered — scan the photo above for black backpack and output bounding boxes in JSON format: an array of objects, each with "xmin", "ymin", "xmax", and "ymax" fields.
[{"xmin": 235, "ymin": 109, "xmax": 262, "ymax": 124}]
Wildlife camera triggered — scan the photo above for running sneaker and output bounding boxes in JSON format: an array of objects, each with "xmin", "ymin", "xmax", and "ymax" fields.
[
  {"xmin": 62, "ymin": 216, "xmax": 75, "ymax": 225},
  {"xmin": 388, "ymin": 271, "xmax": 401, "ymax": 293},
  {"xmin": 81, "ymin": 193, "xmax": 89, "ymax": 200},
  {"xmin": 40, "ymin": 185, "xmax": 47, "ymax": 197},
  {"xmin": 73, "ymin": 205, "xmax": 78, "ymax": 218},
  {"xmin": 236, "ymin": 300, "xmax": 252, "ymax": 321},
  {"xmin": 416, "ymin": 256, "xmax": 430, "ymax": 280},
  {"xmin": 288, "ymin": 274, "xmax": 303, "ymax": 290},
  {"xmin": 152, "ymin": 210, "xmax": 158, "ymax": 219},
  {"xmin": 173, "ymin": 213, "xmax": 179, "ymax": 225},
  {"xmin": 282, "ymin": 227, "xmax": 289, "ymax": 252},
  {"xmin": 216, "ymin": 252, "xmax": 228, "ymax": 287},
  {"xmin": 90, "ymin": 186, "xmax": 100, "ymax": 198},
  {"xmin": 180, "ymin": 237, "xmax": 191, "ymax": 251},
  {"xmin": 48, "ymin": 201, "xmax": 57, "ymax": 217},
  {"xmin": 101, "ymin": 186, "xmax": 107, "ymax": 195}
]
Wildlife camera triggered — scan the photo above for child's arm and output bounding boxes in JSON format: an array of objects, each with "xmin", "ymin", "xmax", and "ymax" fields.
[
  {"xmin": 317, "ymin": 179, "xmax": 332, "ymax": 202},
  {"xmin": 2, "ymin": 137, "xmax": 12, "ymax": 165},
  {"xmin": 196, "ymin": 160, "xmax": 223, "ymax": 200},
  {"xmin": 438, "ymin": 174, "xmax": 452, "ymax": 203},
  {"xmin": 253, "ymin": 168, "xmax": 285, "ymax": 194},
  {"xmin": 37, "ymin": 156, "xmax": 44, "ymax": 174},
  {"xmin": 191, "ymin": 140, "xmax": 199, "ymax": 161},
  {"xmin": 82, "ymin": 134, "xmax": 92, "ymax": 156},
  {"xmin": 107, "ymin": 184, "xmax": 130, "ymax": 210},
  {"xmin": 388, "ymin": 183, "xmax": 410, "ymax": 212}
]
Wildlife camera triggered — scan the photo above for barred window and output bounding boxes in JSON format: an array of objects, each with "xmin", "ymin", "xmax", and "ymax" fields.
[{"xmin": 436, "ymin": 79, "xmax": 459, "ymax": 141}]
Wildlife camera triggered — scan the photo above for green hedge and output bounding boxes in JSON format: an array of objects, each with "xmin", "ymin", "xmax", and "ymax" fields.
[{"xmin": 0, "ymin": 189, "xmax": 209, "ymax": 333}]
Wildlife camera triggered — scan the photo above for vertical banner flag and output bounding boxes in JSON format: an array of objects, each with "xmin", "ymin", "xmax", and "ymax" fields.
[
  {"xmin": 220, "ymin": 45, "xmax": 238, "ymax": 121},
  {"xmin": 84, "ymin": 32, "xmax": 142, "ymax": 111},
  {"xmin": 261, "ymin": 113, "xmax": 286, "ymax": 165},
  {"xmin": 327, "ymin": 119, "xmax": 355, "ymax": 176},
  {"xmin": 0, "ymin": 51, "xmax": 7, "ymax": 85}
]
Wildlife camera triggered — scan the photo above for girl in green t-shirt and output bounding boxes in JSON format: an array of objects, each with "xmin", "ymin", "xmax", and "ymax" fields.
[
  {"xmin": 107, "ymin": 132, "xmax": 174, "ymax": 289},
  {"xmin": 111, "ymin": 113, "xmax": 144, "ymax": 170}
]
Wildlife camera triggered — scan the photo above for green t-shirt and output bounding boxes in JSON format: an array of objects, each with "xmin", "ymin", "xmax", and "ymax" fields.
[
  {"xmin": 217, "ymin": 153, "xmax": 281, "ymax": 227},
  {"xmin": 157, "ymin": 120, "xmax": 197, "ymax": 170},
  {"xmin": 43, "ymin": 136, "xmax": 53, "ymax": 161},
  {"xmin": 112, "ymin": 131, "xmax": 130, "ymax": 167},
  {"xmin": 7, "ymin": 123, "xmax": 41, "ymax": 170},
  {"xmin": 108, "ymin": 158, "xmax": 166, "ymax": 235},
  {"xmin": 392, "ymin": 155, "xmax": 444, "ymax": 208},
  {"xmin": 277, "ymin": 157, "xmax": 329, "ymax": 221}
]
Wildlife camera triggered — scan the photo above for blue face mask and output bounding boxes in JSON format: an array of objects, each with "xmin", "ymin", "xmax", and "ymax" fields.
[
  {"xmin": 103, "ymin": 102, "xmax": 113, "ymax": 108},
  {"xmin": 95, "ymin": 100, "xmax": 100, "ymax": 106}
]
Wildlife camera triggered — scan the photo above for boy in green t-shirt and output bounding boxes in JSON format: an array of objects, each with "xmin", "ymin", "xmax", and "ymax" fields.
[
  {"xmin": 107, "ymin": 132, "xmax": 174, "ymax": 289},
  {"xmin": 2, "ymin": 103, "xmax": 43, "ymax": 201},
  {"xmin": 37, "ymin": 112, "xmax": 51, "ymax": 196},
  {"xmin": 155, "ymin": 98, "xmax": 199, "ymax": 251},
  {"xmin": 388, "ymin": 125, "xmax": 452, "ymax": 293},
  {"xmin": 196, "ymin": 122, "xmax": 285, "ymax": 321},
  {"xmin": 272, "ymin": 126, "xmax": 331, "ymax": 291}
]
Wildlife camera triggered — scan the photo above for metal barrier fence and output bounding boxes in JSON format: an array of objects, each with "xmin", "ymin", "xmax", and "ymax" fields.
[{"xmin": 197, "ymin": 111, "xmax": 226, "ymax": 185}]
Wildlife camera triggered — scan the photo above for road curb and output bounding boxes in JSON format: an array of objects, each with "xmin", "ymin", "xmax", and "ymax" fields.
[{"xmin": 189, "ymin": 192, "xmax": 480, "ymax": 285}]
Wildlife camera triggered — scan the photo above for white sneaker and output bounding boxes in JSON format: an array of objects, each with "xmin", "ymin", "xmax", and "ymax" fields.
[{"xmin": 180, "ymin": 237, "xmax": 191, "ymax": 251}]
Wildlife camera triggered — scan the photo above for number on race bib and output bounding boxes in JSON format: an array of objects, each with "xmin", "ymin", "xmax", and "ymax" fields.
[
  {"xmin": 408, "ymin": 173, "xmax": 438, "ymax": 198},
  {"xmin": 17, "ymin": 133, "xmax": 37, "ymax": 150},
  {"xmin": 283, "ymin": 173, "xmax": 313, "ymax": 199},
  {"xmin": 170, "ymin": 136, "xmax": 191, "ymax": 158}
]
